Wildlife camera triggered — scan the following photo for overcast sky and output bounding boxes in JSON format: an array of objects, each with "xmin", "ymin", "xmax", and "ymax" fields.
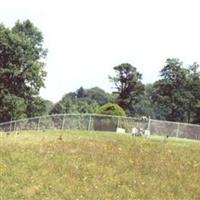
[{"xmin": 1, "ymin": 0, "xmax": 200, "ymax": 102}]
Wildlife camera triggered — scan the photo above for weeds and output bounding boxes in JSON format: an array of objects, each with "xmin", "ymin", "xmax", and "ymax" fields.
[{"xmin": 0, "ymin": 131, "xmax": 200, "ymax": 200}]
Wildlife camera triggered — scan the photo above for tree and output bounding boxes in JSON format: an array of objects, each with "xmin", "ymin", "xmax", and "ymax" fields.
[
  {"xmin": 152, "ymin": 58, "xmax": 188, "ymax": 122},
  {"xmin": 26, "ymin": 97, "xmax": 47, "ymax": 118},
  {"xmin": 134, "ymin": 84, "xmax": 156, "ymax": 117},
  {"xmin": 44, "ymin": 100, "xmax": 54, "ymax": 114},
  {"xmin": 86, "ymin": 87, "xmax": 112, "ymax": 106},
  {"xmin": 109, "ymin": 63, "xmax": 144, "ymax": 114},
  {"xmin": 0, "ymin": 20, "xmax": 47, "ymax": 122},
  {"xmin": 0, "ymin": 94, "xmax": 26, "ymax": 122},
  {"xmin": 76, "ymin": 87, "xmax": 87, "ymax": 98},
  {"xmin": 73, "ymin": 99, "xmax": 99, "ymax": 113},
  {"xmin": 50, "ymin": 86, "xmax": 114, "ymax": 115},
  {"xmin": 50, "ymin": 102, "xmax": 67, "ymax": 114},
  {"xmin": 186, "ymin": 62, "xmax": 200, "ymax": 123}
]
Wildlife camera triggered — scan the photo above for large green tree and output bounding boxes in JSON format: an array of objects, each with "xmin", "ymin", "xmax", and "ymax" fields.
[
  {"xmin": 109, "ymin": 63, "xmax": 144, "ymax": 114},
  {"xmin": 152, "ymin": 58, "xmax": 187, "ymax": 121},
  {"xmin": 0, "ymin": 20, "xmax": 47, "ymax": 122},
  {"xmin": 152, "ymin": 58, "xmax": 200, "ymax": 123}
]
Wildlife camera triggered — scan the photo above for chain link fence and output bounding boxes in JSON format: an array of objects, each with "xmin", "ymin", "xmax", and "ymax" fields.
[
  {"xmin": 0, "ymin": 114, "xmax": 199, "ymax": 140},
  {"xmin": 149, "ymin": 119, "xmax": 200, "ymax": 140}
]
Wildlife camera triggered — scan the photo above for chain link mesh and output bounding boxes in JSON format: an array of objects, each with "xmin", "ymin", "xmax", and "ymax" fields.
[
  {"xmin": 149, "ymin": 119, "xmax": 200, "ymax": 140},
  {"xmin": 0, "ymin": 114, "xmax": 199, "ymax": 140}
]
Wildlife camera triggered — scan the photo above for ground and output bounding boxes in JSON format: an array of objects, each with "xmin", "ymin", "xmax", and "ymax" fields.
[{"xmin": 0, "ymin": 130, "xmax": 200, "ymax": 200}]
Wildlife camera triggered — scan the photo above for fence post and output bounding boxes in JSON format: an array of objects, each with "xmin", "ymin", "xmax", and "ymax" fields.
[
  {"xmin": 37, "ymin": 117, "xmax": 40, "ymax": 131},
  {"xmin": 147, "ymin": 116, "xmax": 151, "ymax": 130},
  {"xmin": 176, "ymin": 123, "xmax": 180, "ymax": 138},
  {"xmin": 62, "ymin": 115, "xmax": 66, "ymax": 130},
  {"xmin": 10, "ymin": 120, "xmax": 12, "ymax": 132},
  {"xmin": 117, "ymin": 117, "xmax": 119, "ymax": 128},
  {"xmin": 14, "ymin": 121, "xmax": 16, "ymax": 132},
  {"xmin": 88, "ymin": 114, "xmax": 92, "ymax": 131}
]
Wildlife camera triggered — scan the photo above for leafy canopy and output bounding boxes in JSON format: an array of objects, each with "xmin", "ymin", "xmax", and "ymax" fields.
[
  {"xmin": 50, "ymin": 87, "xmax": 114, "ymax": 115},
  {"xmin": 0, "ymin": 20, "xmax": 47, "ymax": 122},
  {"xmin": 109, "ymin": 63, "xmax": 144, "ymax": 114},
  {"xmin": 152, "ymin": 58, "xmax": 200, "ymax": 123}
]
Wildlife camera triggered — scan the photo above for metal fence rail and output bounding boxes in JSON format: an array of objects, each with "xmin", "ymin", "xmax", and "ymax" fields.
[{"xmin": 0, "ymin": 114, "xmax": 199, "ymax": 140}]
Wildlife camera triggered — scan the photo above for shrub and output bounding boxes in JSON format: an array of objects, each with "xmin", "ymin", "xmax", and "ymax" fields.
[{"xmin": 96, "ymin": 103, "xmax": 126, "ymax": 116}]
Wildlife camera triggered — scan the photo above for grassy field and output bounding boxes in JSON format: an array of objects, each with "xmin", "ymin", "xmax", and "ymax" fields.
[{"xmin": 0, "ymin": 130, "xmax": 200, "ymax": 200}]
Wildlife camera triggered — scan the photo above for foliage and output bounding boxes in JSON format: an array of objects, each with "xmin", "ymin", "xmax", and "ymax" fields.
[
  {"xmin": 50, "ymin": 87, "xmax": 113, "ymax": 114},
  {"xmin": 43, "ymin": 100, "xmax": 54, "ymax": 114},
  {"xmin": 76, "ymin": 86, "xmax": 87, "ymax": 98},
  {"xmin": 86, "ymin": 87, "xmax": 113, "ymax": 106},
  {"xmin": 152, "ymin": 58, "xmax": 186, "ymax": 121},
  {"xmin": 0, "ymin": 20, "xmax": 47, "ymax": 122},
  {"xmin": 96, "ymin": 103, "xmax": 126, "ymax": 116},
  {"xmin": 0, "ymin": 94, "xmax": 26, "ymax": 121},
  {"xmin": 109, "ymin": 63, "xmax": 144, "ymax": 114},
  {"xmin": 152, "ymin": 58, "xmax": 200, "ymax": 123},
  {"xmin": 50, "ymin": 102, "xmax": 70, "ymax": 114},
  {"xmin": 26, "ymin": 97, "xmax": 47, "ymax": 118},
  {"xmin": 1, "ymin": 131, "xmax": 200, "ymax": 200},
  {"xmin": 133, "ymin": 84, "xmax": 156, "ymax": 117},
  {"xmin": 186, "ymin": 62, "xmax": 200, "ymax": 123}
]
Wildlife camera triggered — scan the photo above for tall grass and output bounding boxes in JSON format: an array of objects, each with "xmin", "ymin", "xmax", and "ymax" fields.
[{"xmin": 0, "ymin": 131, "xmax": 200, "ymax": 200}]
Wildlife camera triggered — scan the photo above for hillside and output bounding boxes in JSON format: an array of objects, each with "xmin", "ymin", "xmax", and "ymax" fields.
[{"xmin": 1, "ymin": 131, "xmax": 200, "ymax": 200}]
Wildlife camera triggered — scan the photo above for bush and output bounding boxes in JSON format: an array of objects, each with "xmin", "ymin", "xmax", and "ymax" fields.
[{"xmin": 96, "ymin": 103, "xmax": 126, "ymax": 116}]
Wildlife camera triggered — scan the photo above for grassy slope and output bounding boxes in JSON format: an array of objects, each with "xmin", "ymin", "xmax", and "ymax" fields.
[{"xmin": 0, "ymin": 131, "xmax": 200, "ymax": 200}]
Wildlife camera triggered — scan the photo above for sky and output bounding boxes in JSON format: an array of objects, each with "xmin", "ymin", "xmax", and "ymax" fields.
[{"xmin": 1, "ymin": 0, "xmax": 200, "ymax": 102}]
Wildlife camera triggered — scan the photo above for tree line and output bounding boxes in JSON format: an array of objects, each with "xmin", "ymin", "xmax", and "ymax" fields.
[{"xmin": 0, "ymin": 20, "xmax": 200, "ymax": 124}]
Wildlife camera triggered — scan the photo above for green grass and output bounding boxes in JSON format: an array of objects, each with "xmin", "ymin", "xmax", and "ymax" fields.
[{"xmin": 0, "ymin": 130, "xmax": 200, "ymax": 200}]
